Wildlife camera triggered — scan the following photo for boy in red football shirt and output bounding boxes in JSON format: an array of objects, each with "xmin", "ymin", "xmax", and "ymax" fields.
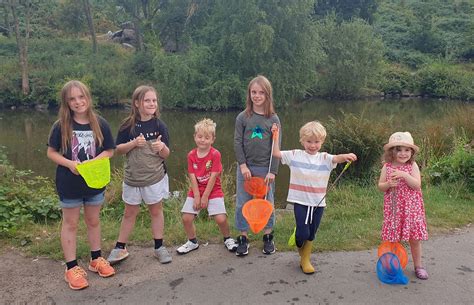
[{"xmin": 177, "ymin": 118, "xmax": 237, "ymax": 254}]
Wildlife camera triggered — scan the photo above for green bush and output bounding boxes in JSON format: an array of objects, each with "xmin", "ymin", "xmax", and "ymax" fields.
[
  {"xmin": 417, "ymin": 62, "xmax": 474, "ymax": 100},
  {"xmin": 0, "ymin": 147, "xmax": 60, "ymax": 234},
  {"xmin": 425, "ymin": 136, "xmax": 474, "ymax": 191},
  {"xmin": 325, "ymin": 111, "xmax": 388, "ymax": 183},
  {"xmin": 378, "ymin": 63, "xmax": 416, "ymax": 95}
]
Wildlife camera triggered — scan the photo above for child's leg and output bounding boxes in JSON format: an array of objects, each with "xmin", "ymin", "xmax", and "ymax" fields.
[
  {"xmin": 117, "ymin": 203, "xmax": 141, "ymax": 243},
  {"xmin": 235, "ymin": 167, "xmax": 251, "ymax": 236},
  {"xmin": 409, "ymin": 239, "xmax": 423, "ymax": 268},
  {"xmin": 148, "ymin": 201, "xmax": 164, "ymax": 239},
  {"xmin": 182, "ymin": 213, "xmax": 197, "ymax": 239},
  {"xmin": 83, "ymin": 205, "xmax": 102, "ymax": 251},
  {"xmin": 214, "ymin": 214, "xmax": 230, "ymax": 237},
  {"xmin": 61, "ymin": 207, "xmax": 81, "ymax": 262}
]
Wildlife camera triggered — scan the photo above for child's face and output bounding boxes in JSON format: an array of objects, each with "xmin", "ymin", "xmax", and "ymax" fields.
[
  {"xmin": 250, "ymin": 83, "xmax": 267, "ymax": 109},
  {"xmin": 67, "ymin": 86, "xmax": 89, "ymax": 115},
  {"xmin": 393, "ymin": 146, "xmax": 413, "ymax": 164},
  {"xmin": 194, "ymin": 130, "xmax": 215, "ymax": 151},
  {"xmin": 301, "ymin": 136, "xmax": 324, "ymax": 155},
  {"xmin": 135, "ymin": 91, "xmax": 157, "ymax": 119}
]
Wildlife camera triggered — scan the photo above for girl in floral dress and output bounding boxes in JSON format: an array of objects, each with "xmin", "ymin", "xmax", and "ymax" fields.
[{"xmin": 378, "ymin": 132, "xmax": 429, "ymax": 280}]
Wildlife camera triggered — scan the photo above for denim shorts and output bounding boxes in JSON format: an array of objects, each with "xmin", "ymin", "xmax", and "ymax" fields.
[
  {"xmin": 235, "ymin": 165, "xmax": 275, "ymax": 232},
  {"xmin": 59, "ymin": 191, "xmax": 105, "ymax": 209}
]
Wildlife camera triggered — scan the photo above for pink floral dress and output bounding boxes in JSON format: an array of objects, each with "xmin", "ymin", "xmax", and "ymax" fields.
[{"xmin": 381, "ymin": 162, "xmax": 428, "ymax": 242}]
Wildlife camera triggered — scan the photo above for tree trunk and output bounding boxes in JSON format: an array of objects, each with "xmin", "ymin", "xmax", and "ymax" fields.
[
  {"xmin": 9, "ymin": 0, "xmax": 30, "ymax": 95},
  {"xmin": 82, "ymin": 0, "xmax": 97, "ymax": 54}
]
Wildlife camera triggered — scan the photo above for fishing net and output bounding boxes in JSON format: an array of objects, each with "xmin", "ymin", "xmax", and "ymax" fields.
[
  {"xmin": 76, "ymin": 157, "xmax": 111, "ymax": 189},
  {"xmin": 244, "ymin": 177, "xmax": 268, "ymax": 198},
  {"xmin": 378, "ymin": 241, "xmax": 408, "ymax": 269},
  {"xmin": 287, "ymin": 226, "xmax": 296, "ymax": 246},
  {"xmin": 242, "ymin": 199, "xmax": 273, "ymax": 234},
  {"xmin": 376, "ymin": 252, "xmax": 409, "ymax": 285}
]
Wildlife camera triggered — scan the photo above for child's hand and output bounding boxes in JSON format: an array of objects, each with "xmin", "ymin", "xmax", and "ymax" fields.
[
  {"xmin": 68, "ymin": 160, "xmax": 80, "ymax": 175},
  {"xmin": 151, "ymin": 135, "xmax": 165, "ymax": 154},
  {"xmin": 390, "ymin": 170, "xmax": 408, "ymax": 181},
  {"xmin": 135, "ymin": 133, "xmax": 146, "ymax": 147},
  {"xmin": 271, "ymin": 123, "xmax": 279, "ymax": 133},
  {"xmin": 240, "ymin": 164, "xmax": 252, "ymax": 180},
  {"xmin": 193, "ymin": 197, "xmax": 201, "ymax": 211},
  {"xmin": 200, "ymin": 196, "xmax": 209, "ymax": 209},
  {"xmin": 265, "ymin": 172, "xmax": 275, "ymax": 184},
  {"xmin": 344, "ymin": 153, "xmax": 357, "ymax": 162}
]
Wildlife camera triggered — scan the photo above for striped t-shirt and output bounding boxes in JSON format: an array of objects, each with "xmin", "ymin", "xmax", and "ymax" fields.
[{"xmin": 280, "ymin": 150, "xmax": 336, "ymax": 207}]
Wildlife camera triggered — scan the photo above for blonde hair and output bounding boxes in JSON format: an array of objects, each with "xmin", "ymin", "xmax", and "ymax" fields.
[
  {"xmin": 54, "ymin": 80, "xmax": 103, "ymax": 153},
  {"xmin": 382, "ymin": 146, "xmax": 417, "ymax": 164},
  {"xmin": 194, "ymin": 118, "xmax": 216, "ymax": 137},
  {"xmin": 299, "ymin": 121, "xmax": 326, "ymax": 143},
  {"xmin": 245, "ymin": 75, "xmax": 276, "ymax": 118},
  {"xmin": 120, "ymin": 85, "xmax": 160, "ymax": 135}
]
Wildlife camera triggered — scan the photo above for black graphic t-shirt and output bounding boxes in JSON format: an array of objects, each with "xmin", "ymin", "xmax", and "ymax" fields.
[{"xmin": 48, "ymin": 116, "xmax": 115, "ymax": 199}]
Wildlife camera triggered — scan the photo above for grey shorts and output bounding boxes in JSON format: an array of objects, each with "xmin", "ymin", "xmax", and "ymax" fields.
[
  {"xmin": 181, "ymin": 197, "xmax": 227, "ymax": 216},
  {"xmin": 122, "ymin": 174, "xmax": 169, "ymax": 205}
]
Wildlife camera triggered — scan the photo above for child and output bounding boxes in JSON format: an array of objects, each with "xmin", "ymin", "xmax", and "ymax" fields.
[
  {"xmin": 377, "ymin": 132, "xmax": 429, "ymax": 280},
  {"xmin": 47, "ymin": 80, "xmax": 116, "ymax": 290},
  {"xmin": 271, "ymin": 121, "xmax": 357, "ymax": 274},
  {"xmin": 176, "ymin": 118, "xmax": 238, "ymax": 254},
  {"xmin": 234, "ymin": 75, "xmax": 281, "ymax": 256},
  {"xmin": 107, "ymin": 85, "xmax": 172, "ymax": 265}
]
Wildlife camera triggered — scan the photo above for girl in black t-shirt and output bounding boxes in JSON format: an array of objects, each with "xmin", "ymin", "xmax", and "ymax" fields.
[{"xmin": 47, "ymin": 80, "xmax": 116, "ymax": 290}]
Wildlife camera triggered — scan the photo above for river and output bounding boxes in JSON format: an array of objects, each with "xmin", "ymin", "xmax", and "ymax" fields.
[{"xmin": 0, "ymin": 98, "xmax": 471, "ymax": 205}]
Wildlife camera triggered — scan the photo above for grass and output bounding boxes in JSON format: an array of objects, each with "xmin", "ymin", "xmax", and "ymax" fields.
[{"xmin": 2, "ymin": 179, "xmax": 473, "ymax": 261}]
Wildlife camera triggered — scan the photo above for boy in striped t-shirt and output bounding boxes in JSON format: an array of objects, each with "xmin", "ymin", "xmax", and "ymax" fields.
[{"xmin": 271, "ymin": 121, "xmax": 356, "ymax": 274}]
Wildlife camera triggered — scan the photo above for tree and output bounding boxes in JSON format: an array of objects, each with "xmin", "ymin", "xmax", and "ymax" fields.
[
  {"xmin": 314, "ymin": 16, "xmax": 384, "ymax": 98},
  {"xmin": 7, "ymin": 0, "xmax": 31, "ymax": 95},
  {"xmin": 314, "ymin": 0, "xmax": 379, "ymax": 24},
  {"xmin": 81, "ymin": 0, "xmax": 97, "ymax": 53}
]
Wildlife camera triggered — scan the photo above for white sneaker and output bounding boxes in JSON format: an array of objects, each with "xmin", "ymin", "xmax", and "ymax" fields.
[
  {"xmin": 176, "ymin": 240, "xmax": 199, "ymax": 254},
  {"xmin": 224, "ymin": 238, "xmax": 238, "ymax": 252}
]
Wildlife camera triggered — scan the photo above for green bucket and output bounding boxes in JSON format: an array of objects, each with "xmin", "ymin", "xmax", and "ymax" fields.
[{"xmin": 76, "ymin": 157, "xmax": 111, "ymax": 189}]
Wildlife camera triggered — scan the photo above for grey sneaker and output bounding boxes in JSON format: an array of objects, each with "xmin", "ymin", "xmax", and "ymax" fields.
[
  {"xmin": 176, "ymin": 240, "xmax": 199, "ymax": 255},
  {"xmin": 107, "ymin": 248, "xmax": 129, "ymax": 265},
  {"xmin": 224, "ymin": 238, "xmax": 238, "ymax": 252},
  {"xmin": 263, "ymin": 233, "xmax": 276, "ymax": 254},
  {"xmin": 236, "ymin": 235, "xmax": 249, "ymax": 256},
  {"xmin": 154, "ymin": 246, "xmax": 172, "ymax": 264}
]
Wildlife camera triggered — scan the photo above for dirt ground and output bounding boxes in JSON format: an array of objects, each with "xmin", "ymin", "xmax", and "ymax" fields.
[{"xmin": 1, "ymin": 226, "xmax": 472, "ymax": 305}]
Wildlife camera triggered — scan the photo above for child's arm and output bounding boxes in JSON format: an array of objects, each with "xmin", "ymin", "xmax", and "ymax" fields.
[
  {"xmin": 332, "ymin": 153, "xmax": 357, "ymax": 164},
  {"xmin": 378, "ymin": 164, "xmax": 397, "ymax": 192},
  {"xmin": 116, "ymin": 134, "xmax": 146, "ymax": 155},
  {"xmin": 188, "ymin": 173, "xmax": 201, "ymax": 211},
  {"xmin": 46, "ymin": 147, "xmax": 80, "ymax": 175},
  {"xmin": 95, "ymin": 149, "xmax": 114, "ymax": 159},
  {"xmin": 200, "ymin": 172, "xmax": 219, "ymax": 209},
  {"xmin": 391, "ymin": 162, "xmax": 421, "ymax": 190},
  {"xmin": 270, "ymin": 123, "xmax": 282, "ymax": 159},
  {"xmin": 151, "ymin": 135, "xmax": 170, "ymax": 159}
]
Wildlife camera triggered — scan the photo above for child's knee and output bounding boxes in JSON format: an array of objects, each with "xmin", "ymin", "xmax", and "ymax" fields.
[
  {"xmin": 214, "ymin": 214, "xmax": 227, "ymax": 225},
  {"xmin": 182, "ymin": 213, "xmax": 195, "ymax": 224}
]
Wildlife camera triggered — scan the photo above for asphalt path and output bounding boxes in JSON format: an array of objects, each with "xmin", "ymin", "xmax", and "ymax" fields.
[{"xmin": 48, "ymin": 227, "xmax": 473, "ymax": 305}]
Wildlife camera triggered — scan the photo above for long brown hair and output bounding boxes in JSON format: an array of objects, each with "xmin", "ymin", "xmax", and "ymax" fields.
[
  {"xmin": 120, "ymin": 85, "xmax": 160, "ymax": 135},
  {"xmin": 244, "ymin": 75, "xmax": 276, "ymax": 118},
  {"xmin": 54, "ymin": 80, "xmax": 103, "ymax": 153}
]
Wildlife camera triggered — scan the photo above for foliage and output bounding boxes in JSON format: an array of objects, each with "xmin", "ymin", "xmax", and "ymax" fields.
[
  {"xmin": 425, "ymin": 136, "xmax": 474, "ymax": 192},
  {"xmin": 377, "ymin": 63, "xmax": 416, "ymax": 95},
  {"xmin": 325, "ymin": 111, "xmax": 388, "ymax": 182},
  {"xmin": 313, "ymin": 16, "xmax": 384, "ymax": 98},
  {"xmin": 0, "ymin": 147, "xmax": 60, "ymax": 234},
  {"xmin": 416, "ymin": 62, "xmax": 474, "ymax": 100},
  {"xmin": 374, "ymin": 0, "xmax": 474, "ymax": 66},
  {"xmin": 313, "ymin": 0, "xmax": 379, "ymax": 24}
]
